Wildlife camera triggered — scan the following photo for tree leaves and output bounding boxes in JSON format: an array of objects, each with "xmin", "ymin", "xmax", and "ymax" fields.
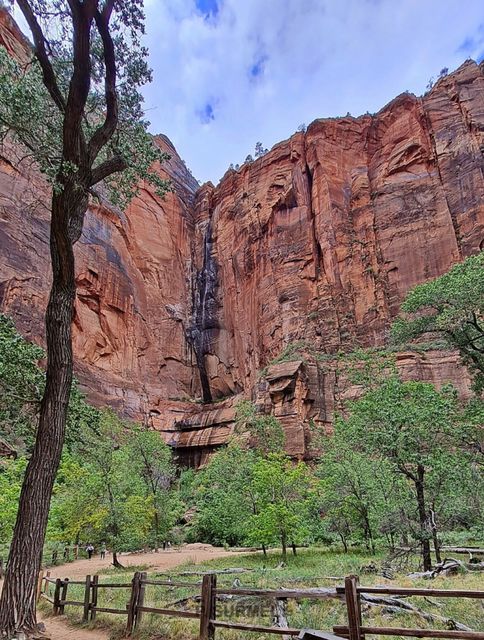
[{"xmin": 391, "ymin": 253, "xmax": 484, "ymax": 392}]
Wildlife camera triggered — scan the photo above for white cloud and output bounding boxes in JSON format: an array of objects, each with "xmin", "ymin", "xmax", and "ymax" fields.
[
  {"xmin": 143, "ymin": 0, "xmax": 484, "ymax": 183},
  {"xmin": 12, "ymin": 1, "xmax": 484, "ymax": 184}
]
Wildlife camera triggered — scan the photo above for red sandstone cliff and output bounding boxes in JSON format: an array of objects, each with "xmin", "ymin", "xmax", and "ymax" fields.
[
  {"xmin": 0, "ymin": 9, "xmax": 482, "ymax": 463},
  {"xmin": 196, "ymin": 63, "xmax": 483, "ymax": 398}
]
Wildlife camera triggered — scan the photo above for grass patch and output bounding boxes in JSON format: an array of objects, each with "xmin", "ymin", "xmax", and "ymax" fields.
[{"xmin": 43, "ymin": 547, "xmax": 484, "ymax": 640}]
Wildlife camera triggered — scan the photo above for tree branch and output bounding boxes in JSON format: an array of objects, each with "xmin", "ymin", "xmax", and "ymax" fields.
[
  {"xmin": 90, "ymin": 154, "xmax": 127, "ymax": 185},
  {"xmin": 16, "ymin": 0, "xmax": 66, "ymax": 112},
  {"xmin": 63, "ymin": 0, "xmax": 97, "ymax": 166},
  {"xmin": 88, "ymin": 0, "xmax": 118, "ymax": 163}
]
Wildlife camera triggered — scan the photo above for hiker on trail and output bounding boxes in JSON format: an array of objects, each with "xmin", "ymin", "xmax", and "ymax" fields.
[
  {"xmin": 100, "ymin": 542, "xmax": 106, "ymax": 560},
  {"xmin": 86, "ymin": 543, "xmax": 94, "ymax": 559}
]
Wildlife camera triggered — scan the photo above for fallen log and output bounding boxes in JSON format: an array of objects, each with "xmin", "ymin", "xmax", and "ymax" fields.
[
  {"xmin": 408, "ymin": 558, "xmax": 467, "ymax": 579},
  {"xmin": 177, "ymin": 567, "xmax": 253, "ymax": 576},
  {"xmin": 361, "ymin": 594, "xmax": 473, "ymax": 632}
]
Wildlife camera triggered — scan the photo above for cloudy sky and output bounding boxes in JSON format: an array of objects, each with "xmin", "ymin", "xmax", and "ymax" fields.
[
  {"xmin": 142, "ymin": 0, "xmax": 484, "ymax": 184},
  {"xmin": 11, "ymin": 1, "xmax": 484, "ymax": 184}
]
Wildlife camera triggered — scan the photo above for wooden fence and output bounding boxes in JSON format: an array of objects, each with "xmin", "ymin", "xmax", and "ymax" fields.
[{"xmin": 38, "ymin": 571, "xmax": 484, "ymax": 640}]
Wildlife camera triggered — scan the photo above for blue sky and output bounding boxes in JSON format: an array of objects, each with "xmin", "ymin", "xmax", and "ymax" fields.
[
  {"xmin": 142, "ymin": 0, "xmax": 484, "ymax": 184},
  {"xmin": 11, "ymin": 1, "xmax": 484, "ymax": 184}
]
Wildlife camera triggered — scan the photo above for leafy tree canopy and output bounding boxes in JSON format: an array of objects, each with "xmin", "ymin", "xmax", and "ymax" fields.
[
  {"xmin": 333, "ymin": 376, "xmax": 481, "ymax": 568},
  {"xmin": 391, "ymin": 253, "xmax": 484, "ymax": 391},
  {"xmin": 247, "ymin": 453, "xmax": 314, "ymax": 557},
  {"xmin": 0, "ymin": 314, "xmax": 98, "ymax": 453},
  {"xmin": 0, "ymin": 0, "xmax": 171, "ymax": 207}
]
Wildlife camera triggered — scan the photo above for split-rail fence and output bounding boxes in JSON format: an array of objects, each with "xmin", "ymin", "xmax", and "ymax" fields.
[{"xmin": 38, "ymin": 571, "xmax": 484, "ymax": 640}]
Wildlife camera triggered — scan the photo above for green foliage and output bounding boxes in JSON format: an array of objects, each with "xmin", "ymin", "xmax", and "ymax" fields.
[
  {"xmin": 332, "ymin": 376, "xmax": 482, "ymax": 565},
  {"xmin": 0, "ymin": 314, "xmax": 98, "ymax": 454},
  {"xmin": 247, "ymin": 454, "xmax": 314, "ymax": 556},
  {"xmin": 391, "ymin": 253, "xmax": 484, "ymax": 391},
  {"xmin": 0, "ymin": 315, "xmax": 43, "ymax": 452},
  {"xmin": 333, "ymin": 347, "xmax": 396, "ymax": 388},
  {"xmin": 0, "ymin": 457, "xmax": 27, "ymax": 544},
  {"xmin": 52, "ymin": 410, "xmax": 182, "ymax": 552},
  {"xmin": 0, "ymin": 2, "xmax": 172, "ymax": 207},
  {"xmin": 127, "ymin": 428, "xmax": 183, "ymax": 549},
  {"xmin": 194, "ymin": 444, "xmax": 256, "ymax": 546},
  {"xmin": 318, "ymin": 439, "xmax": 401, "ymax": 552},
  {"xmin": 193, "ymin": 439, "xmax": 315, "ymax": 556},
  {"xmin": 268, "ymin": 341, "xmax": 310, "ymax": 366},
  {"xmin": 0, "ymin": 315, "xmax": 182, "ymax": 553},
  {"xmin": 339, "ymin": 378, "xmax": 460, "ymax": 467},
  {"xmin": 235, "ymin": 400, "xmax": 285, "ymax": 454}
]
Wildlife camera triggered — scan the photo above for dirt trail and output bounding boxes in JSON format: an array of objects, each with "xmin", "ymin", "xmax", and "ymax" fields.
[
  {"xmin": 47, "ymin": 542, "xmax": 238, "ymax": 580},
  {"xmin": 5, "ymin": 544, "xmax": 245, "ymax": 640}
]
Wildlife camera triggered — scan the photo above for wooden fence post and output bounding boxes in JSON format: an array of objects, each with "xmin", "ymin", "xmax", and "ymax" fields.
[
  {"xmin": 82, "ymin": 574, "xmax": 91, "ymax": 622},
  {"xmin": 90, "ymin": 575, "xmax": 99, "ymax": 621},
  {"xmin": 134, "ymin": 571, "xmax": 147, "ymax": 630},
  {"xmin": 53, "ymin": 578, "xmax": 62, "ymax": 616},
  {"xmin": 199, "ymin": 574, "xmax": 216, "ymax": 640},
  {"xmin": 344, "ymin": 575, "xmax": 362, "ymax": 640},
  {"xmin": 43, "ymin": 570, "xmax": 51, "ymax": 594},
  {"xmin": 126, "ymin": 571, "xmax": 141, "ymax": 636},
  {"xmin": 36, "ymin": 570, "xmax": 44, "ymax": 603},
  {"xmin": 59, "ymin": 578, "xmax": 69, "ymax": 615}
]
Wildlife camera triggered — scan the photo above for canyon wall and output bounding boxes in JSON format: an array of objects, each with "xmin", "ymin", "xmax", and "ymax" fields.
[
  {"xmin": 0, "ymin": 8, "xmax": 483, "ymax": 463},
  {"xmin": 180, "ymin": 61, "xmax": 482, "ymax": 462},
  {"xmin": 196, "ymin": 62, "xmax": 483, "ymax": 398}
]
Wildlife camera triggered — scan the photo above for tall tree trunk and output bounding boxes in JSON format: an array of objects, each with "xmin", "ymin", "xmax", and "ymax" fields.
[
  {"xmin": 291, "ymin": 542, "xmax": 297, "ymax": 556},
  {"xmin": 338, "ymin": 533, "xmax": 348, "ymax": 553},
  {"xmin": 153, "ymin": 510, "xmax": 160, "ymax": 553},
  {"xmin": 281, "ymin": 533, "xmax": 287, "ymax": 561},
  {"xmin": 0, "ymin": 191, "xmax": 83, "ymax": 637},
  {"xmin": 112, "ymin": 551, "xmax": 124, "ymax": 570},
  {"xmin": 430, "ymin": 508, "xmax": 442, "ymax": 564},
  {"xmin": 363, "ymin": 511, "xmax": 375, "ymax": 555},
  {"xmin": 415, "ymin": 464, "xmax": 432, "ymax": 572}
]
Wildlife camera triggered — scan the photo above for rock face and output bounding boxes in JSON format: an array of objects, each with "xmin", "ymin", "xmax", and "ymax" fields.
[
  {"xmin": 0, "ymin": 8, "xmax": 483, "ymax": 463},
  {"xmin": 196, "ymin": 66, "xmax": 483, "ymax": 398},
  {"xmin": 0, "ymin": 132, "xmax": 199, "ymax": 416}
]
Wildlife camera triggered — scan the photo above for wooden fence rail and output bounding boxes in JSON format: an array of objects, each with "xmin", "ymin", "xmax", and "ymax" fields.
[{"xmin": 37, "ymin": 571, "xmax": 484, "ymax": 640}]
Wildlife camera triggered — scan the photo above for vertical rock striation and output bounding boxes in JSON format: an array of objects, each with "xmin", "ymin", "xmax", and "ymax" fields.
[
  {"xmin": 0, "ymin": 5, "xmax": 482, "ymax": 462},
  {"xmin": 198, "ymin": 62, "xmax": 483, "ymax": 401}
]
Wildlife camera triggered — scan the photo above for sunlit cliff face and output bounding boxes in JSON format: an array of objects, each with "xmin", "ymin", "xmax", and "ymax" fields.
[{"xmin": 0, "ymin": 8, "xmax": 482, "ymax": 464}]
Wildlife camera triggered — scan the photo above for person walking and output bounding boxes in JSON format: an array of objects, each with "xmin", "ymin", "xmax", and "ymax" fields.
[
  {"xmin": 100, "ymin": 542, "xmax": 106, "ymax": 560},
  {"xmin": 86, "ymin": 543, "xmax": 94, "ymax": 559}
]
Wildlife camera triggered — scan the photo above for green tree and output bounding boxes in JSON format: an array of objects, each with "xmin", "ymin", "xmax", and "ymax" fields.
[
  {"xmin": 335, "ymin": 377, "xmax": 472, "ymax": 571},
  {"xmin": 319, "ymin": 444, "xmax": 388, "ymax": 553},
  {"xmin": 391, "ymin": 253, "xmax": 484, "ymax": 391},
  {"xmin": 0, "ymin": 2, "xmax": 170, "ymax": 632},
  {"xmin": 73, "ymin": 410, "xmax": 153, "ymax": 566},
  {"xmin": 0, "ymin": 313, "xmax": 103, "ymax": 454},
  {"xmin": 0, "ymin": 458, "xmax": 27, "ymax": 545},
  {"xmin": 195, "ymin": 444, "xmax": 256, "ymax": 547},
  {"xmin": 0, "ymin": 315, "xmax": 43, "ymax": 453},
  {"xmin": 254, "ymin": 141, "xmax": 268, "ymax": 158},
  {"xmin": 235, "ymin": 400, "xmax": 285, "ymax": 455},
  {"xmin": 248, "ymin": 454, "xmax": 313, "ymax": 559},
  {"xmin": 127, "ymin": 429, "xmax": 182, "ymax": 551},
  {"xmin": 47, "ymin": 452, "xmax": 105, "ymax": 548}
]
